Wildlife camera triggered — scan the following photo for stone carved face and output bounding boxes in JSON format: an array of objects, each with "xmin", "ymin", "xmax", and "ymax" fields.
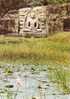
[
  {"xmin": 19, "ymin": 6, "xmax": 48, "ymax": 36},
  {"xmin": 25, "ymin": 17, "xmax": 40, "ymax": 31}
]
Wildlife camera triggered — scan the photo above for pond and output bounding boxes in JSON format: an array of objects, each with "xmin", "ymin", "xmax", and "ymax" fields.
[{"xmin": 0, "ymin": 64, "xmax": 70, "ymax": 99}]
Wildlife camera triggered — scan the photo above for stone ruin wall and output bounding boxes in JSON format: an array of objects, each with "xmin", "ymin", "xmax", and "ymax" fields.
[
  {"xmin": 0, "ymin": 3, "xmax": 70, "ymax": 37},
  {"xmin": 47, "ymin": 3, "xmax": 70, "ymax": 35},
  {"xmin": 18, "ymin": 3, "xmax": 70, "ymax": 37},
  {"xmin": 0, "ymin": 11, "xmax": 18, "ymax": 35}
]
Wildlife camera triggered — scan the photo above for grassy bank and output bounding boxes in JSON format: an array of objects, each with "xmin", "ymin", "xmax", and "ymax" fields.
[
  {"xmin": 0, "ymin": 32, "xmax": 70, "ymax": 65},
  {"xmin": 0, "ymin": 32, "xmax": 70, "ymax": 93}
]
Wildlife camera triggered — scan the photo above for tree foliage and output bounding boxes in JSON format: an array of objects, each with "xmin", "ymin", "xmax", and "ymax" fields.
[
  {"xmin": 47, "ymin": 0, "xmax": 69, "ymax": 4},
  {"xmin": 0, "ymin": 0, "xmax": 69, "ymax": 16}
]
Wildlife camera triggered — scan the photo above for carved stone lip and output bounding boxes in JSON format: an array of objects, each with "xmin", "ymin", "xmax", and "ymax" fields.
[
  {"xmin": 23, "ymin": 28, "xmax": 42, "ymax": 32},
  {"xmin": 23, "ymin": 28, "xmax": 31, "ymax": 31}
]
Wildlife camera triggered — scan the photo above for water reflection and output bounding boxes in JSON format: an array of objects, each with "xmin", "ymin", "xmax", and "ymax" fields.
[{"xmin": 0, "ymin": 64, "xmax": 70, "ymax": 99}]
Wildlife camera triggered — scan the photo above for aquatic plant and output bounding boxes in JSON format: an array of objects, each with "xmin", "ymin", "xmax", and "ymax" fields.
[
  {"xmin": 4, "ymin": 67, "xmax": 13, "ymax": 75},
  {"xmin": 55, "ymin": 67, "xmax": 70, "ymax": 94},
  {"xmin": 48, "ymin": 65, "xmax": 70, "ymax": 94}
]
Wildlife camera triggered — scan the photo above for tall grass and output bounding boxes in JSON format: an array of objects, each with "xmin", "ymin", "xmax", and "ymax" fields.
[
  {"xmin": 0, "ymin": 32, "xmax": 70, "ymax": 65},
  {"xmin": 48, "ymin": 64, "xmax": 70, "ymax": 94},
  {"xmin": 55, "ymin": 68, "xmax": 70, "ymax": 94}
]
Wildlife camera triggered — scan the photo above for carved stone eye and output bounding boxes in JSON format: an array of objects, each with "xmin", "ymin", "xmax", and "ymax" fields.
[
  {"xmin": 28, "ymin": 22, "xmax": 30, "ymax": 27},
  {"xmin": 34, "ymin": 22, "xmax": 37, "ymax": 27}
]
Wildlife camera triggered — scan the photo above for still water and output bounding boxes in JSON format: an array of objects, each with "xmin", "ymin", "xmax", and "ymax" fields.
[{"xmin": 0, "ymin": 64, "xmax": 70, "ymax": 99}]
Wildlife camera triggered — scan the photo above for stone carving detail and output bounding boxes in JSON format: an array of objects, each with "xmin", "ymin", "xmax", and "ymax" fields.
[{"xmin": 18, "ymin": 6, "xmax": 47, "ymax": 37}]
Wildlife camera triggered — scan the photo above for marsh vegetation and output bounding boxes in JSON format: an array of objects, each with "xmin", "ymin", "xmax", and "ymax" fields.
[{"xmin": 0, "ymin": 32, "xmax": 70, "ymax": 98}]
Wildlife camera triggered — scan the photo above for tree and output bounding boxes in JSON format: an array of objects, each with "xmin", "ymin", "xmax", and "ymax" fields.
[
  {"xmin": 0, "ymin": 0, "xmax": 69, "ymax": 16},
  {"xmin": 0, "ymin": 0, "xmax": 27, "ymax": 16}
]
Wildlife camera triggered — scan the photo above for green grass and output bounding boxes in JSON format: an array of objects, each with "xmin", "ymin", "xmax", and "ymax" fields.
[{"xmin": 0, "ymin": 32, "xmax": 70, "ymax": 65}]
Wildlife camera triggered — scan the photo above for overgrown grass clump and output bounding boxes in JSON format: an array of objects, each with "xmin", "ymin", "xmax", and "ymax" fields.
[{"xmin": 48, "ymin": 64, "xmax": 70, "ymax": 94}]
